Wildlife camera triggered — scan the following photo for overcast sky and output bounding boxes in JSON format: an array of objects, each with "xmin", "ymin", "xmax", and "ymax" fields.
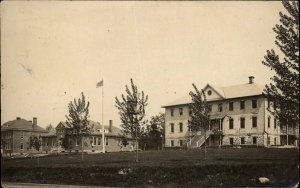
[{"xmin": 1, "ymin": 1, "xmax": 283, "ymax": 128}]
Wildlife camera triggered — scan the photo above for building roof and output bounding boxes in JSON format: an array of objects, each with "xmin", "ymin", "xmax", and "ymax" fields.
[
  {"xmin": 49, "ymin": 120, "xmax": 129, "ymax": 138},
  {"xmin": 1, "ymin": 118, "xmax": 47, "ymax": 132},
  {"xmin": 162, "ymin": 83, "xmax": 264, "ymax": 108}
]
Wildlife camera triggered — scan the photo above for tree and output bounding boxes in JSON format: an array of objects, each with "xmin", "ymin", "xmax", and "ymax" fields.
[
  {"xmin": 115, "ymin": 78, "xmax": 148, "ymax": 162},
  {"xmin": 262, "ymin": 1, "xmax": 299, "ymax": 145},
  {"xmin": 141, "ymin": 113, "xmax": 165, "ymax": 150},
  {"xmin": 45, "ymin": 124, "xmax": 53, "ymax": 131},
  {"xmin": 189, "ymin": 84, "xmax": 210, "ymax": 159},
  {"xmin": 29, "ymin": 135, "xmax": 41, "ymax": 151},
  {"xmin": 65, "ymin": 92, "xmax": 92, "ymax": 161}
]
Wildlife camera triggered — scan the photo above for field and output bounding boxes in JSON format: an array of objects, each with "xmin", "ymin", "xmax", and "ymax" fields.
[{"xmin": 2, "ymin": 148, "xmax": 299, "ymax": 187}]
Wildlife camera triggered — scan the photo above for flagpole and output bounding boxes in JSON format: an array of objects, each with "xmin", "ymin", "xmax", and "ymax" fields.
[{"xmin": 102, "ymin": 79, "xmax": 105, "ymax": 153}]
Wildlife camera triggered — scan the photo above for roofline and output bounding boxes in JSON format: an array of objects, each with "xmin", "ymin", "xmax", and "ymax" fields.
[
  {"xmin": 162, "ymin": 94, "xmax": 265, "ymax": 108},
  {"xmin": 1, "ymin": 128, "xmax": 48, "ymax": 133}
]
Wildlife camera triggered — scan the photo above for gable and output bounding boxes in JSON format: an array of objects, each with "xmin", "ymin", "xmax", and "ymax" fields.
[{"xmin": 202, "ymin": 84, "xmax": 224, "ymax": 101}]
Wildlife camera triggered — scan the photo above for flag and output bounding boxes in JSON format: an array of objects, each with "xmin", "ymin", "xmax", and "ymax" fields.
[{"xmin": 96, "ymin": 80, "xmax": 103, "ymax": 88}]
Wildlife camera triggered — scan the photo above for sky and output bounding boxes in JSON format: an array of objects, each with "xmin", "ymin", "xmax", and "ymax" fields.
[{"xmin": 1, "ymin": 1, "xmax": 283, "ymax": 128}]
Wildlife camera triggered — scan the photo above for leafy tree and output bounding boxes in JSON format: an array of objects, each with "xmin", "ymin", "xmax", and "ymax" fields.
[
  {"xmin": 65, "ymin": 92, "xmax": 92, "ymax": 161},
  {"xmin": 189, "ymin": 84, "xmax": 210, "ymax": 159},
  {"xmin": 141, "ymin": 113, "xmax": 165, "ymax": 150},
  {"xmin": 262, "ymin": 1, "xmax": 299, "ymax": 144},
  {"xmin": 115, "ymin": 78, "xmax": 148, "ymax": 162},
  {"xmin": 45, "ymin": 124, "xmax": 53, "ymax": 131},
  {"xmin": 29, "ymin": 135, "xmax": 41, "ymax": 151}
]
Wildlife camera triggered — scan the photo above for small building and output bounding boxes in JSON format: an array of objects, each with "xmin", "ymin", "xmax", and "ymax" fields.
[
  {"xmin": 162, "ymin": 76, "xmax": 298, "ymax": 148},
  {"xmin": 1, "ymin": 117, "xmax": 48, "ymax": 156},
  {"xmin": 41, "ymin": 120, "xmax": 134, "ymax": 153}
]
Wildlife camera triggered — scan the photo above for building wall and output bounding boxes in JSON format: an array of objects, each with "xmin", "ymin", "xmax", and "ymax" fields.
[
  {"xmin": 1, "ymin": 130, "xmax": 13, "ymax": 155},
  {"xmin": 12, "ymin": 130, "xmax": 46, "ymax": 155},
  {"xmin": 164, "ymin": 96, "xmax": 280, "ymax": 147},
  {"xmin": 165, "ymin": 105, "xmax": 190, "ymax": 147}
]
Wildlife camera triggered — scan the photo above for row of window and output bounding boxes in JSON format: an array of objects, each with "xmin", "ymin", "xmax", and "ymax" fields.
[
  {"xmin": 170, "ymin": 139, "xmax": 184, "ymax": 147},
  {"xmin": 229, "ymin": 117, "xmax": 257, "ymax": 129},
  {"xmin": 91, "ymin": 136, "xmax": 109, "ymax": 146},
  {"xmin": 229, "ymin": 136, "xmax": 277, "ymax": 145},
  {"xmin": 170, "ymin": 123, "xmax": 183, "ymax": 133},
  {"xmin": 170, "ymin": 100, "xmax": 258, "ymax": 117},
  {"xmin": 4, "ymin": 143, "xmax": 12, "ymax": 150}
]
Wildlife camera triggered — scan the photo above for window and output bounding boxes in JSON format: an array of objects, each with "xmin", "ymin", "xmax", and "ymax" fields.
[
  {"xmin": 267, "ymin": 100, "xmax": 270, "ymax": 109},
  {"xmin": 105, "ymin": 138, "xmax": 108, "ymax": 146},
  {"xmin": 76, "ymin": 139, "xmax": 79, "ymax": 146},
  {"xmin": 207, "ymin": 105, "xmax": 212, "ymax": 112},
  {"xmin": 97, "ymin": 137, "xmax": 101, "ymax": 145},
  {"xmin": 241, "ymin": 137, "xmax": 245, "ymax": 145},
  {"xmin": 207, "ymin": 90, "xmax": 212, "ymax": 96},
  {"xmin": 179, "ymin": 140, "xmax": 183, "ymax": 146},
  {"xmin": 240, "ymin": 101, "xmax": 245, "ymax": 110},
  {"xmin": 252, "ymin": 137, "xmax": 257, "ymax": 145},
  {"xmin": 20, "ymin": 143, "xmax": 24, "ymax": 150},
  {"xmin": 274, "ymin": 119, "xmax": 277, "ymax": 129},
  {"xmin": 252, "ymin": 100, "xmax": 257, "ymax": 108},
  {"xmin": 229, "ymin": 102, "xmax": 234, "ymax": 111},
  {"xmin": 93, "ymin": 137, "xmax": 96, "ymax": 146},
  {"xmin": 274, "ymin": 138, "xmax": 277, "ymax": 145},
  {"xmin": 171, "ymin": 123, "xmax": 174, "ymax": 133},
  {"xmin": 230, "ymin": 138, "xmax": 234, "ymax": 145},
  {"xmin": 179, "ymin": 123, "xmax": 183, "ymax": 132},
  {"xmin": 171, "ymin": 140, "xmax": 174, "ymax": 147},
  {"xmin": 229, "ymin": 118, "xmax": 234, "ymax": 129},
  {"xmin": 21, "ymin": 131, "xmax": 24, "ymax": 139},
  {"xmin": 218, "ymin": 103, "xmax": 223, "ymax": 112},
  {"xmin": 252, "ymin": 117, "xmax": 257, "ymax": 128},
  {"xmin": 267, "ymin": 137, "xmax": 270, "ymax": 145},
  {"xmin": 189, "ymin": 109, "xmax": 192, "ymax": 115},
  {"xmin": 268, "ymin": 116, "xmax": 271, "ymax": 128},
  {"xmin": 240, "ymin": 117, "xmax": 245, "ymax": 129},
  {"xmin": 179, "ymin": 108, "xmax": 183, "ymax": 116},
  {"xmin": 171, "ymin": 109, "xmax": 174, "ymax": 116}
]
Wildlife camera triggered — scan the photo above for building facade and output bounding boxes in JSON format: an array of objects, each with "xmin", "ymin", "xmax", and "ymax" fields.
[
  {"xmin": 1, "ymin": 117, "xmax": 48, "ymax": 156},
  {"xmin": 163, "ymin": 77, "xmax": 298, "ymax": 148},
  {"xmin": 41, "ymin": 120, "xmax": 134, "ymax": 153}
]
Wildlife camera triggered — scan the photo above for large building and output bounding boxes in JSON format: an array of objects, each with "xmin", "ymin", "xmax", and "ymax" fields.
[
  {"xmin": 41, "ymin": 120, "xmax": 134, "ymax": 153},
  {"xmin": 1, "ymin": 117, "xmax": 48, "ymax": 156},
  {"xmin": 162, "ymin": 77, "xmax": 298, "ymax": 148}
]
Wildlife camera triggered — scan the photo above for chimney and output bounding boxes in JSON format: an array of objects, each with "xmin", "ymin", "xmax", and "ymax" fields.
[
  {"xmin": 109, "ymin": 120, "xmax": 113, "ymax": 132},
  {"xmin": 33, "ymin": 117, "xmax": 37, "ymax": 129},
  {"xmin": 248, "ymin": 76, "xmax": 254, "ymax": 84},
  {"xmin": 16, "ymin": 117, "xmax": 21, "ymax": 120}
]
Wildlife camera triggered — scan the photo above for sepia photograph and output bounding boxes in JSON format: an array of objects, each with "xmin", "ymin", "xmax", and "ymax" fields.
[{"xmin": 1, "ymin": 0, "xmax": 299, "ymax": 187}]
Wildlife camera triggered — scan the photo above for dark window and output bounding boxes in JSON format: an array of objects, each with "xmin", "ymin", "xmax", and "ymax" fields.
[
  {"xmin": 218, "ymin": 103, "xmax": 223, "ymax": 112},
  {"xmin": 189, "ymin": 109, "xmax": 192, "ymax": 115},
  {"xmin": 229, "ymin": 118, "xmax": 234, "ymax": 129},
  {"xmin": 230, "ymin": 138, "xmax": 234, "ymax": 145},
  {"xmin": 20, "ymin": 143, "xmax": 24, "ymax": 150},
  {"xmin": 105, "ymin": 138, "xmax": 108, "ymax": 146},
  {"xmin": 171, "ymin": 140, "xmax": 174, "ymax": 147},
  {"xmin": 207, "ymin": 105, "xmax": 212, "ymax": 112},
  {"xmin": 240, "ymin": 101, "xmax": 245, "ymax": 110},
  {"xmin": 97, "ymin": 137, "xmax": 101, "ymax": 145},
  {"xmin": 241, "ymin": 137, "xmax": 245, "ymax": 145},
  {"xmin": 274, "ymin": 138, "xmax": 277, "ymax": 145},
  {"xmin": 252, "ymin": 117, "xmax": 257, "ymax": 128},
  {"xmin": 171, "ymin": 109, "xmax": 174, "ymax": 116},
  {"xmin": 267, "ymin": 100, "xmax": 270, "ymax": 109},
  {"xmin": 229, "ymin": 102, "xmax": 234, "ymax": 111},
  {"xmin": 252, "ymin": 137, "xmax": 257, "ymax": 144},
  {"xmin": 274, "ymin": 119, "xmax": 277, "ymax": 129},
  {"xmin": 171, "ymin": 123, "xmax": 174, "ymax": 133},
  {"xmin": 179, "ymin": 123, "xmax": 183, "ymax": 132},
  {"xmin": 268, "ymin": 116, "xmax": 271, "ymax": 128},
  {"xmin": 252, "ymin": 100, "xmax": 257, "ymax": 108},
  {"xmin": 179, "ymin": 108, "xmax": 183, "ymax": 116},
  {"xmin": 240, "ymin": 117, "xmax": 245, "ymax": 129},
  {"xmin": 179, "ymin": 140, "xmax": 183, "ymax": 146},
  {"xmin": 267, "ymin": 137, "xmax": 270, "ymax": 145}
]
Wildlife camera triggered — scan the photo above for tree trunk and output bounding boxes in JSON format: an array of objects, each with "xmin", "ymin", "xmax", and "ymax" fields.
[{"xmin": 81, "ymin": 136, "xmax": 84, "ymax": 161}]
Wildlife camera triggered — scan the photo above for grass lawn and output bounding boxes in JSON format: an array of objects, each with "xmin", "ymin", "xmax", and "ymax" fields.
[{"xmin": 2, "ymin": 148, "xmax": 299, "ymax": 187}]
